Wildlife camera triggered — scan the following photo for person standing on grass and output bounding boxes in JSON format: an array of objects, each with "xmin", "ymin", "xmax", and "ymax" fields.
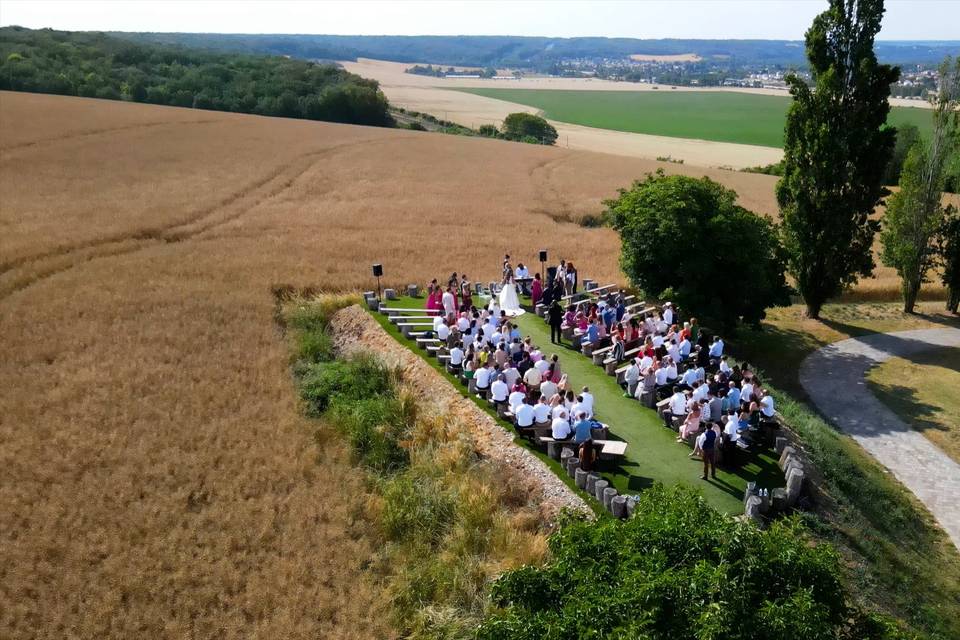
[
  {"xmin": 548, "ymin": 299, "xmax": 564, "ymax": 344},
  {"xmin": 531, "ymin": 272, "xmax": 543, "ymax": 308},
  {"xmin": 700, "ymin": 424, "xmax": 718, "ymax": 480}
]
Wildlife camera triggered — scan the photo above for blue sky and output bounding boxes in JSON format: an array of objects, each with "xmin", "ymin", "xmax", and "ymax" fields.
[{"xmin": 2, "ymin": 0, "xmax": 958, "ymax": 40}]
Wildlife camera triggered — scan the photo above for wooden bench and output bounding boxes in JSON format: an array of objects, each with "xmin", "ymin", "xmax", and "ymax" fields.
[
  {"xmin": 416, "ymin": 337, "xmax": 439, "ymax": 349},
  {"xmin": 539, "ymin": 437, "xmax": 628, "ymax": 459},
  {"xmin": 604, "ymin": 346, "xmax": 641, "ymax": 375},
  {"xmin": 389, "ymin": 314, "xmax": 437, "ymax": 325},
  {"xmin": 380, "ymin": 307, "xmax": 441, "ymax": 315}
]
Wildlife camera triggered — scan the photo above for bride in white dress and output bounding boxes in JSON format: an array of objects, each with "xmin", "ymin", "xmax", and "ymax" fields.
[{"xmin": 498, "ymin": 275, "xmax": 524, "ymax": 317}]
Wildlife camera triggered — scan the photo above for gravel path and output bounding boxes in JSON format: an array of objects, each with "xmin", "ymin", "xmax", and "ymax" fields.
[{"xmin": 799, "ymin": 327, "xmax": 960, "ymax": 549}]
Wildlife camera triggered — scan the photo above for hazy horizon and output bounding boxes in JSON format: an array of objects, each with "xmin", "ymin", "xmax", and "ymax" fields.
[{"xmin": 3, "ymin": 0, "xmax": 959, "ymax": 41}]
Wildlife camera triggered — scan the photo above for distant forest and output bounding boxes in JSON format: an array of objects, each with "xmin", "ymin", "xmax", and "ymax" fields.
[
  {"xmin": 109, "ymin": 32, "xmax": 960, "ymax": 69},
  {"xmin": 0, "ymin": 27, "xmax": 393, "ymax": 126}
]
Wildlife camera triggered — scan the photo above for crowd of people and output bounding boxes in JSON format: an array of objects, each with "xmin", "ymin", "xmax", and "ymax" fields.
[
  {"xmin": 423, "ymin": 261, "xmax": 611, "ymax": 470},
  {"xmin": 420, "ymin": 259, "xmax": 778, "ymax": 482}
]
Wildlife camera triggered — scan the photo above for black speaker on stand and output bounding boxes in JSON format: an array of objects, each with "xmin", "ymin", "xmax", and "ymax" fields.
[{"xmin": 372, "ymin": 264, "xmax": 383, "ymax": 300}]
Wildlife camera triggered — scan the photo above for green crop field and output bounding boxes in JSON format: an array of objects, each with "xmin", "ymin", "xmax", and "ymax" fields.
[{"xmin": 455, "ymin": 88, "xmax": 934, "ymax": 148}]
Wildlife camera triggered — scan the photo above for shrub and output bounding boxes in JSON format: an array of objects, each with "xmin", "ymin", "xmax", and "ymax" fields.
[
  {"xmin": 500, "ymin": 113, "xmax": 557, "ymax": 145},
  {"xmin": 329, "ymin": 395, "xmax": 410, "ymax": 473},
  {"xmin": 478, "ymin": 124, "xmax": 500, "ymax": 138},
  {"xmin": 478, "ymin": 484, "xmax": 898, "ymax": 640},
  {"xmin": 299, "ymin": 354, "xmax": 393, "ymax": 414},
  {"xmin": 381, "ymin": 473, "xmax": 456, "ymax": 545}
]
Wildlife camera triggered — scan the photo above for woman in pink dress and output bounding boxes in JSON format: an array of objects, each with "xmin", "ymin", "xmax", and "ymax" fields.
[
  {"xmin": 530, "ymin": 273, "xmax": 543, "ymax": 307},
  {"xmin": 426, "ymin": 281, "xmax": 441, "ymax": 311}
]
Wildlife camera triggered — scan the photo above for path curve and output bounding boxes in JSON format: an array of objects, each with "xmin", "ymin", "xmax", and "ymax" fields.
[{"xmin": 800, "ymin": 327, "xmax": 960, "ymax": 549}]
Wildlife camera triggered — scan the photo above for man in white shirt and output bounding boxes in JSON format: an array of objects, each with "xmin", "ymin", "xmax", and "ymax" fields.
[
  {"xmin": 433, "ymin": 315, "xmax": 445, "ymax": 332},
  {"xmin": 709, "ymin": 336, "xmax": 724, "ymax": 359},
  {"xmin": 515, "ymin": 398, "xmax": 535, "ymax": 427},
  {"xmin": 692, "ymin": 381, "xmax": 709, "ymax": 403},
  {"xmin": 474, "ymin": 362, "xmax": 492, "ymax": 394},
  {"xmin": 667, "ymin": 340, "xmax": 681, "ymax": 363},
  {"xmin": 571, "ymin": 398, "xmax": 588, "ymax": 423},
  {"xmin": 551, "ymin": 411, "xmax": 572, "ymax": 440},
  {"xmin": 663, "ymin": 302, "xmax": 674, "ymax": 326},
  {"xmin": 449, "ymin": 345, "xmax": 464, "ymax": 367},
  {"xmin": 639, "ymin": 353, "xmax": 654, "ymax": 371},
  {"xmin": 515, "ymin": 263, "xmax": 529, "ymax": 279},
  {"xmin": 580, "ymin": 387, "xmax": 595, "ymax": 419},
  {"xmin": 533, "ymin": 397, "xmax": 551, "ymax": 424},
  {"xmin": 664, "ymin": 358, "xmax": 678, "ymax": 382},
  {"xmin": 436, "ymin": 322, "xmax": 450, "ymax": 342},
  {"xmin": 523, "ymin": 365, "xmax": 542, "ymax": 388},
  {"xmin": 509, "ymin": 388, "xmax": 526, "ymax": 413},
  {"xmin": 654, "ymin": 363, "xmax": 669, "ymax": 388},
  {"xmin": 534, "ymin": 357, "xmax": 551, "ymax": 375},
  {"xmin": 740, "ymin": 381, "xmax": 755, "ymax": 405},
  {"xmin": 441, "ymin": 288, "xmax": 455, "ymax": 316},
  {"xmin": 540, "ymin": 378, "xmax": 558, "ymax": 401},
  {"xmin": 719, "ymin": 355, "xmax": 732, "ymax": 375},
  {"xmin": 679, "ymin": 366, "xmax": 698, "ymax": 390},
  {"xmin": 623, "ymin": 358, "xmax": 641, "ymax": 397},
  {"xmin": 760, "ymin": 390, "xmax": 776, "ymax": 418},
  {"xmin": 490, "ymin": 375, "xmax": 509, "ymax": 403},
  {"xmin": 482, "ymin": 320, "xmax": 497, "ymax": 345},
  {"xmin": 652, "ymin": 333, "xmax": 664, "ymax": 349},
  {"xmin": 663, "ymin": 386, "xmax": 687, "ymax": 428}
]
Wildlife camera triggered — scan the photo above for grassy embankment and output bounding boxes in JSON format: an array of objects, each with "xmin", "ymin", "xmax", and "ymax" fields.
[
  {"xmin": 730, "ymin": 302, "xmax": 960, "ymax": 638},
  {"xmin": 370, "ymin": 294, "xmax": 783, "ymax": 516},
  {"xmin": 866, "ymin": 346, "xmax": 960, "ymax": 465},
  {"xmin": 283, "ymin": 294, "xmax": 548, "ymax": 638},
  {"xmin": 454, "ymin": 88, "xmax": 934, "ymax": 148}
]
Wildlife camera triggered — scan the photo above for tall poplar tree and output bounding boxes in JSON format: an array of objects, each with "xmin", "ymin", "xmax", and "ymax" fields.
[
  {"xmin": 777, "ymin": 0, "xmax": 899, "ymax": 318},
  {"xmin": 880, "ymin": 57, "xmax": 960, "ymax": 313}
]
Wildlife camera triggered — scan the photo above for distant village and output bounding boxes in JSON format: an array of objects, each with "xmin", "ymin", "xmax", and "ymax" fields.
[{"xmin": 406, "ymin": 56, "xmax": 944, "ymax": 99}]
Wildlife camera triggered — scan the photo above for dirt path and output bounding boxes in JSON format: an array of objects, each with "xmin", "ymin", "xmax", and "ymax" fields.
[{"xmin": 800, "ymin": 328, "xmax": 960, "ymax": 549}]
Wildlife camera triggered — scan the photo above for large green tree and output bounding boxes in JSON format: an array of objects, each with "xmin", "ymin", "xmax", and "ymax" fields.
[
  {"xmin": 606, "ymin": 172, "xmax": 790, "ymax": 331},
  {"xmin": 938, "ymin": 209, "xmax": 960, "ymax": 313},
  {"xmin": 880, "ymin": 57, "xmax": 960, "ymax": 313},
  {"xmin": 777, "ymin": 0, "xmax": 900, "ymax": 318}
]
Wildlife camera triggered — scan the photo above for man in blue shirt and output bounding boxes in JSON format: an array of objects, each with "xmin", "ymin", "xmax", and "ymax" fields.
[
  {"xmin": 573, "ymin": 412, "xmax": 593, "ymax": 444},
  {"xmin": 602, "ymin": 305, "xmax": 616, "ymax": 332},
  {"xmin": 582, "ymin": 319, "xmax": 599, "ymax": 347}
]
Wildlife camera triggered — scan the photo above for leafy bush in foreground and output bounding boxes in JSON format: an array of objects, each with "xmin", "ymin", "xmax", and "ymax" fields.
[{"xmin": 478, "ymin": 484, "xmax": 900, "ymax": 640}]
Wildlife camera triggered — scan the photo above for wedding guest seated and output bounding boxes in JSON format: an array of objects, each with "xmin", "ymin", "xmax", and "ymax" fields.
[
  {"xmin": 448, "ymin": 344, "xmax": 465, "ymax": 372},
  {"xmin": 709, "ymin": 335, "xmax": 725, "ymax": 362},
  {"xmin": 678, "ymin": 404, "xmax": 701, "ymax": 442},
  {"xmin": 474, "ymin": 361, "xmax": 493, "ymax": 397},
  {"xmin": 718, "ymin": 355, "xmax": 732, "ymax": 375},
  {"xmin": 663, "ymin": 386, "xmax": 688, "ymax": 427},
  {"xmin": 580, "ymin": 386, "xmax": 595, "ymax": 418},
  {"xmin": 523, "ymin": 363, "xmax": 542, "ymax": 388},
  {"xmin": 514, "ymin": 397, "xmax": 535, "ymax": 428},
  {"xmin": 490, "ymin": 374, "xmax": 509, "ymax": 405},
  {"xmin": 534, "ymin": 355, "xmax": 551, "ymax": 376},
  {"xmin": 678, "ymin": 365, "xmax": 699, "ymax": 391},
  {"xmin": 759, "ymin": 388, "xmax": 777, "ymax": 423},
  {"xmin": 580, "ymin": 318, "xmax": 600, "ymax": 348},
  {"xmin": 573, "ymin": 412, "xmax": 593, "ymax": 445},
  {"xmin": 503, "ymin": 363, "xmax": 520, "ymax": 388},
  {"xmin": 533, "ymin": 396, "xmax": 552, "ymax": 425},
  {"xmin": 723, "ymin": 381, "xmax": 741, "ymax": 413},
  {"xmin": 551, "ymin": 410, "xmax": 572, "ymax": 440},
  {"xmin": 540, "ymin": 377, "xmax": 558, "ymax": 403}
]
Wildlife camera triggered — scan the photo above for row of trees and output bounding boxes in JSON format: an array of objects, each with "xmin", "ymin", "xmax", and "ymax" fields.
[
  {"xmin": 610, "ymin": 0, "xmax": 958, "ymax": 328},
  {"xmin": 0, "ymin": 27, "xmax": 393, "ymax": 127}
]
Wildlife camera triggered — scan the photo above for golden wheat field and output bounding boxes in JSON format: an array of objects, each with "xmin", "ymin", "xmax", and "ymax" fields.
[{"xmin": 0, "ymin": 90, "xmax": 945, "ymax": 638}]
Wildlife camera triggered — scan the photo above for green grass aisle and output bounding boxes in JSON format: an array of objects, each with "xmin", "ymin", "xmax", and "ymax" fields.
[
  {"xmin": 513, "ymin": 311, "xmax": 783, "ymax": 514},
  {"xmin": 370, "ymin": 294, "xmax": 782, "ymax": 514}
]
